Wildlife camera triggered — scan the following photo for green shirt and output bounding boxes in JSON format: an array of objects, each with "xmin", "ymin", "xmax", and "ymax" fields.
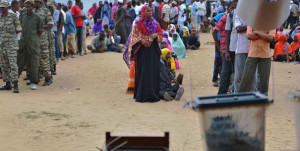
[{"xmin": 20, "ymin": 13, "xmax": 43, "ymax": 52}]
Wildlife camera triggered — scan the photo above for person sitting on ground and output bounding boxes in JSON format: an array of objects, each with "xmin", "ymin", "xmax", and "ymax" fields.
[
  {"xmin": 103, "ymin": 24, "xmax": 121, "ymax": 46},
  {"xmin": 92, "ymin": 19, "xmax": 102, "ymax": 35},
  {"xmin": 168, "ymin": 24, "xmax": 176, "ymax": 41},
  {"xmin": 182, "ymin": 22, "xmax": 189, "ymax": 49},
  {"xmin": 104, "ymin": 28, "xmax": 121, "ymax": 52},
  {"xmin": 201, "ymin": 17, "xmax": 211, "ymax": 33},
  {"xmin": 88, "ymin": 15, "xmax": 94, "ymax": 29},
  {"xmin": 274, "ymin": 34, "xmax": 289, "ymax": 62},
  {"xmin": 162, "ymin": 48, "xmax": 176, "ymax": 71},
  {"xmin": 175, "ymin": 24, "xmax": 181, "ymax": 37},
  {"xmin": 287, "ymin": 34, "xmax": 300, "ymax": 62},
  {"xmin": 161, "ymin": 40, "xmax": 181, "ymax": 70},
  {"xmin": 87, "ymin": 31, "xmax": 107, "ymax": 53},
  {"xmin": 159, "ymin": 57, "xmax": 184, "ymax": 101},
  {"xmin": 278, "ymin": 25, "xmax": 288, "ymax": 35},
  {"xmin": 188, "ymin": 28, "xmax": 201, "ymax": 50},
  {"xmin": 171, "ymin": 32, "xmax": 187, "ymax": 58}
]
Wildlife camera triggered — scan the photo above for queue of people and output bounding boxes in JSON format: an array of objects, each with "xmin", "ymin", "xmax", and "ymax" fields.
[
  {"xmin": 0, "ymin": 0, "xmax": 121, "ymax": 93},
  {"xmin": 1, "ymin": 0, "xmax": 296, "ymax": 100}
]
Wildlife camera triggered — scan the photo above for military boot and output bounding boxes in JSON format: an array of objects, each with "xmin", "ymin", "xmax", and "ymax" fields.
[
  {"xmin": 43, "ymin": 78, "xmax": 53, "ymax": 86},
  {"xmin": 0, "ymin": 82, "xmax": 12, "ymax": 90},
  {"xmin": 52, "ymin": 64, "xmax": 57, "ymax": 75},
  {"xmin": 13, "ymin": 83, "xmax": 19, "ymax": 93}
]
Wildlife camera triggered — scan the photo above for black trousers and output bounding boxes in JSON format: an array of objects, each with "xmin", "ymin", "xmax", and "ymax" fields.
[
  {"xmin": 183, "ymin": 37, "xmax": 188, "ymax": 49},
  {"xmin": 276, "ymin": 55, "xmax": 287, "ymax": 62},
  {"xmin": 212, "ymin": 44, "xmax": 222, "ymax": 82},
  {"xmin": 218, "ymin": 52, "xmax": 235, "ymax": 94},
  {"xmin": 159, "ymin": 83, "xmax": 180, "ymax": 99}
]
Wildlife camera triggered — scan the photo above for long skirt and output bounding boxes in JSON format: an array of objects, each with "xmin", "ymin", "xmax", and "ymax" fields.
[
  {"xmin": 134, "ymin": 42, "xmax": 161, "ymax": 103},
  {"xmin": 126, "ymin": 61, "xmax": 135, "ymax": 94}
]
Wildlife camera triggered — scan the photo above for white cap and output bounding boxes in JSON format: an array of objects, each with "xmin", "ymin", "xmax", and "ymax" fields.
[
  {"xmin": 164, "ymin": 0, "xmax": 168, "ymax": 3},
  {"xmin": 127, "ymin": 0, "xmax": 132, "ymax": 3},
  {"xmin": 118, "ymin": 0, "xmax": 123, "ymax": 3}
]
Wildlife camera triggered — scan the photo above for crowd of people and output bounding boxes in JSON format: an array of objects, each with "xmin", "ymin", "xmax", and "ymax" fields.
[
  {"xmin": 0, "ymin": 0, "xmax": 299, "ymax": 101},
  {"xmin": 0, "ymin": 0, "xmax": 114, "ymax": 93}
]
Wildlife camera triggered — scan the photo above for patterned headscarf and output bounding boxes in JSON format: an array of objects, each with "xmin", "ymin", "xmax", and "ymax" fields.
[{"xmin": 137, "ymin": 5, "xmax": 162, "ymax": 36}]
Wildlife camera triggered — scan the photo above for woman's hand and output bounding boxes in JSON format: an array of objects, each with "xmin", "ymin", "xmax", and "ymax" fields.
[
  {"xmin": 150, "ymin": 33, "xmax": 158, "ymax": 39},
  {"xmin": 141, "ymin": 39, "xmax": 151, "ymax": 47}
]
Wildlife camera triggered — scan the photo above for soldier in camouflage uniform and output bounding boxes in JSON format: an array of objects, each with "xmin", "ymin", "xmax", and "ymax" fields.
[
  {"xmin": 0, "ymin": 1, "xmax": 22, "ymax": 93},
  {"xmin": 18, "ymin": 0, "xmax": 43, "ymax": 90},
  {"xmin": 45, "ymin": 0, "xmax": 57, "ymax": 75},
  {"xmin": 33, "ymin": 0, "xmax": 53, "ymax": 86}
]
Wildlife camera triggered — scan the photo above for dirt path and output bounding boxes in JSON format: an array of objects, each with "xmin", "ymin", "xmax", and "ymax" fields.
[{"xmin": 0, "ymin": 34, "xmax": 299, "ymax": 151}]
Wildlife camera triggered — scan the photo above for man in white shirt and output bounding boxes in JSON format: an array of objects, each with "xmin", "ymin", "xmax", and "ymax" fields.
[
  {"xmin": 134, "ymin": 1, "xmax": 143, "ymax": 15},
  {"xmin": 177, "ymin": 0, "xmax": 187, "ymax": 30},
  {"xmin": 152, "ymin": 0, "xmax": 159, "ymax": 7},
  {"xmin": 197, "ymin": 0, "xmax": 206, "ymax": 23}
]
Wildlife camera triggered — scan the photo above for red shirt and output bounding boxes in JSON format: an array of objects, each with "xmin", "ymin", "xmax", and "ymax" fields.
[
  {"xmin": 215, "ymin": 14, "xmax": 228, "ymax": 54},
  {"xmin": 159, "ymin": 3, "xmax": 164, "ymax": 18},
  {"xmin": 88, "ymin": 6, "xmax": 98, "ymax": 16},
  {"xmin": 71, "ymin": 5, "xmax": 83, "ymax": 27}
]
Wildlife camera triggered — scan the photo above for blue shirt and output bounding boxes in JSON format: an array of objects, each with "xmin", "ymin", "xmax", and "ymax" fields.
[
  {"xmin": 214, "ymin": 13, "xmax": 225, "ymax": 41},
  {"xmin": 186, "ymin": 0, "xmax": 191, "ymax": 6},
  {"xmin": 64, "ymin": 12, "xmax": 77, "ymax": 37},
  {"xmin": 53, "ymin": 9, "xmax": 60, "ymax": 31}
]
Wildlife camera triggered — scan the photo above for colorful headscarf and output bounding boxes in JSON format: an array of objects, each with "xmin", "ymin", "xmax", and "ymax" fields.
[
  {"xmin": 137, "ymin": 5, "xmax": 162, "ymax": 36},
  {"xmin": 163, "ymin": 37, "xmax": 174, "ymax": 53},
  {"xmin": 287, "ymin": 34, "xmax": 300, "ymax": 55},
  {"xmin": 111, "ymin": 1, "xmax": 118, "ymax": 18},
  {"xmin": 274, "ymin": 34, "xmax": 286, "ymax": 60},
  {"xmin": 171, "ymin": 32, "xmax": 187, "ymax": 58},
  {"xmin": 162, "ymin": 48, "xmax": 176, "ymax": 70}
]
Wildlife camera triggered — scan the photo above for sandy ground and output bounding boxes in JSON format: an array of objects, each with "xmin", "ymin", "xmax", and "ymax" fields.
[{"xmin": 0, "ymin": 33, "xmax": 299, "ymax": 151}]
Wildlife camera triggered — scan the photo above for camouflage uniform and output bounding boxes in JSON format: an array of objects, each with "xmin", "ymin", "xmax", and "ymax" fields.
[
  {"xmin": 18, "ymin": 12, "xmax": 43, "ymax": 84},
  {"xmin": 34, "ymin": 6, "xmax": 53, "ymax": 79},
  {"xmin": 0, "ymin": 12, "xmax": 22, "ymax": 84},
  {"xmin": 46, "ymin": 2, "xmax": 56, "ymax": 73},
  {"xmin": 19, "ymin": 7, "xmax": 27, "ymax": 24}
]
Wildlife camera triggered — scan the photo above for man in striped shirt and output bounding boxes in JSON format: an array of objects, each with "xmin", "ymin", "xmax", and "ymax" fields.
[{"xmin": 212, "ymin": 1, "xmax": 234, "ymax": 94}]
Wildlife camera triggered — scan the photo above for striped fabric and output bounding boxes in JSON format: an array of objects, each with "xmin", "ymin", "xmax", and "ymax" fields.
[{"xmin": 215, "ymin": 13, "xmax": 228, "ymax": 54}]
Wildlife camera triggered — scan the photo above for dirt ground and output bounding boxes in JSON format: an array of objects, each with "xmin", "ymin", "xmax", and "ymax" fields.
[{"xmin": 0, "ymin": 33, "xmax": 299, "ymax": 151}]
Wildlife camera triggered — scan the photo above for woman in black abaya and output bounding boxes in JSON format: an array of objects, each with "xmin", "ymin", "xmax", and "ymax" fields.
[{"xmin": 130, "ymin": 5, "xmax": 163, "ymax": 103}]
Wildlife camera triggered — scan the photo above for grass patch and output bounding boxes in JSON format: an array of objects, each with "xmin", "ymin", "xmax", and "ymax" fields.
[
  {"xmin": 23, "ymin": 111, "xmax": 36, "ymax": 114},
  {"xmin": 26, "ymin": 115, "xmax": 40, "ymax": 119},
  {"xmin": 53, "ymin": 118, "xmax": 61, "ymax": 121},
  {"xmin": 78, "ymin": 122, "xmax": 90, "ymax": 128},
  {"xmin": 41, "ymin": 111, "xmax": 70, "ymax": 118}
]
